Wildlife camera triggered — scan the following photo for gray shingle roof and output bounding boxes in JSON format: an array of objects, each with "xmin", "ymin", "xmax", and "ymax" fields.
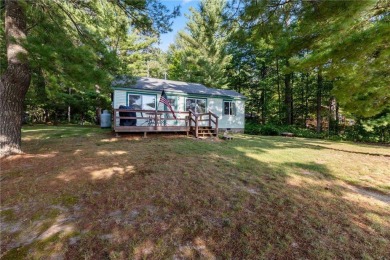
[{"xmin": 112, "ymin": 77, "xmax": 246, "ymax": 99}]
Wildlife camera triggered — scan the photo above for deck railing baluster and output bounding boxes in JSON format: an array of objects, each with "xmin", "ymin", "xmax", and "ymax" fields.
[{"xmin": 154, "ymin": 110, "xmax": 158, "ymax": 130}]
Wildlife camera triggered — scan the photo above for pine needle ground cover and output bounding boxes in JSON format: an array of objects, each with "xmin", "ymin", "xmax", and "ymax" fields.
[{"xmin": 1, "ymin": 126, "xmax": 389, "ymax": 259}]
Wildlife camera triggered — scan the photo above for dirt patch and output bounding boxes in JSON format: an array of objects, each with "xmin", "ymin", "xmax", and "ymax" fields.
[{"xmin": 345, "ymin": 184, "xmax": 390, "ymax": 204}]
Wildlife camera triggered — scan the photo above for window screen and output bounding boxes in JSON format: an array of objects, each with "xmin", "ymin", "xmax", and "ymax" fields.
[
  {"xmin": 128, "ymin": 94, "xmax": 156, "ymax": 110},
  {"xmin": 186, "ymin": 98, "xmax": 206, "ymax": 113},
  {"xmin": 224, "ymin": 101, "xmax": 236, "ymax": 116}
]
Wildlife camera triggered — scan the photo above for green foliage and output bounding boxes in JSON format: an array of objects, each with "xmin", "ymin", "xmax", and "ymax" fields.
[
  {"xmin": 245, "ymin": 119, "xmax": 389, "ymax": 143},
  {"xmin": 167, "ymin": 0, "xmax": 231, "ymax": 88},
  {"xmin": 0, "ymin": 0, "xmax": 178, "ymax": 124},
  {"xmin": 226, "ymin": 0, "xmax": 388, "ymax": 141},
  {"xmin": 341, "ymin": 115, "xmax": 390, "ymax": 143},
  {"xmin": 245, "ymin": 121, "xmax": 324, "ymax": 139}
]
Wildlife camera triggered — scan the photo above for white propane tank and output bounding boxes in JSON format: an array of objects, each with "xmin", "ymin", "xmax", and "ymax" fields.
[{"xmin": 100, "ymin": 110, "xmax": 111, "ymax": 128}]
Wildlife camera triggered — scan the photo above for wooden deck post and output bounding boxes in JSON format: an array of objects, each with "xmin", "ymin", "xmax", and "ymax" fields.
[
  {"xmin": 195, "ymin": 116, "xmax": 199, "ymax": 138},
  {"xmin": 215, "ymin": 117, "xmax": 219, "ymax": 136},
  {"xmin": 188, "ymin": 111, "xmax": 191, "ymax": 129},
  {"xmin": 113, "ymin": 109, "xmax": 117, "ymax": 131},
  {"xmin": 208, "ymin": 111, "xmax": 211, "ymax": 128}
]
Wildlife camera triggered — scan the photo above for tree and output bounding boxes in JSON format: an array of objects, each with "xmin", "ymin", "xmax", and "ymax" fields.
[
  {"xmin": 168, "ymin": 0, "xmax": 231, "ymax": 88},
  {"xmin": 233, "ymin": 0, "xmax": 389, "ymax": 133},
  {"xmin": 0, "ymin": 1, "xmax": 31, "ymax": 156},
  {"xmin": 0, "ymin": 0, "xmax": 179, "ymax": 157}
]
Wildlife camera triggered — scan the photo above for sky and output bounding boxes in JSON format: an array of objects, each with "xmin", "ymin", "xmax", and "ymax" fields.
[{"xmin": 157, "ymin": 0, "xmax": 201, "ymax": 51}]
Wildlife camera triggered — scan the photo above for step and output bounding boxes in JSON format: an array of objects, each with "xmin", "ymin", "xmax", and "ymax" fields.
[
  {"xmin": 191, "ymin": 126, "xmax": 213, "ymax": 130},
  {"xmin": 198, "ymin": 129, "xmax": 214, "ymax": 133},
  {"xmin": 198, "ymin": 133, "xmax": 216, "ymax": 136}
]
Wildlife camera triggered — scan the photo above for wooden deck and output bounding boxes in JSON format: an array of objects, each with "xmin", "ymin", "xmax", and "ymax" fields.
[
  {"xmin": 114, "ymin": 126, "xmax": 190, "ymax": 133},
  {"xmin": 113, "ymin": 109, "xmax": 218, "ymax": 137}
]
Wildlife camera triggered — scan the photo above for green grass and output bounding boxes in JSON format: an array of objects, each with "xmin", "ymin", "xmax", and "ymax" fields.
[{"xmin": 0, "ymin": 125, "xmax": 389, "ymax": 259}]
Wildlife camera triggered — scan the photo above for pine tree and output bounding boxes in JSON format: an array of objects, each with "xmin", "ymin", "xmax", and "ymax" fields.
[
  {"xmin": 168, "ymin": 0, "xmax": 231, "ymax": 88},
  {"xmin": 0, "ymin": 0, "xmax": 179, "ymax": 156}
]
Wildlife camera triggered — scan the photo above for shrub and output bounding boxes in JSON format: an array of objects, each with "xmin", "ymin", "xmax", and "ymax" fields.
[
  {"xmin": 245, "ymin": 121, "xmax": 324, "ymax": 139},
  {"xmin": 244, "ymin": 120, "xmax": 389, "ymax": 143}
]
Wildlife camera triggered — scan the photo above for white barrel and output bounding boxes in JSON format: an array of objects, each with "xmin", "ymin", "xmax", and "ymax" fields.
[{"xmin": 100, "ymin": 110, "xmax": 111, "ymax": 128}]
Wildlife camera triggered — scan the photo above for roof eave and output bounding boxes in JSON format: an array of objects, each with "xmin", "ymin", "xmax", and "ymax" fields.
[{"xmin": 112, "ymin": 86, "xmax": 246, "ymax": 100}]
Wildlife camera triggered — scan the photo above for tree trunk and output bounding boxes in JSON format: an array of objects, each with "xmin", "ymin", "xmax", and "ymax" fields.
[
  {"xmin": 304, "ymin": 73, "xmax": 310, "ymax": 128},
  {"xmin": 68, "ymin": 88, "xmax": 71, "ymax": 123},
  {"xmin": 329, "ymin": 96, "xmax": 337, "ymax": 134},
  {"xmin": 261, "ymin": 90, "xmax": 266, "ymax": 124},
  {"xmin": 0, "ymin": 0, "xmax": 31, "ymax": 157},
  {"xmin": 335, "ymin": 101, "xmax": 339, "ymax": 134},
  {"xmin": 261, "ymin": 64, "xmax": 267, "ymax": 125},
  {"xmin": 316, "ymin": 68, "xmax": 323, "ymax": 134},
  {"xmin": 276, "ymin": 57, "xmax": 281, "ymax": 124},
  {"xmin": 95, "ymin": 85, "xmax": 101, "ymax": 125},
  {"xmin": 284, "ymin": 72, "xmax": 293, "ymax": 125}
]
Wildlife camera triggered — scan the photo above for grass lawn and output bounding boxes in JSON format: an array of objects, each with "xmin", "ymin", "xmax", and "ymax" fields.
[{"xmin": 1, "ymin": 125, "xmax": 389, "ymax": 259}]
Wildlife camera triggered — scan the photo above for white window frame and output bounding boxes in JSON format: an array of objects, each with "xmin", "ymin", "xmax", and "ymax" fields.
[
  {"xmin": 224, "ymin": 101, "xmax": 236, "ymax": 116},
  {"xmin": 127, "ymin": 93, "xmax": 157, "ymax": 110},
  {"xmin": 185, "ymin": 98, "xmax": 207, "ymax": 114}
]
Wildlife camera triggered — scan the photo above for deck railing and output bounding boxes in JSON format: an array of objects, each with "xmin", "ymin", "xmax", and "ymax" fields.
[
  {"xmin": 188, "ymin": 109, "xmax": 219, "ymax": 138},
  {"xmin": 113, "ymin": 108, "xmax": 218, "ymax": 137}
]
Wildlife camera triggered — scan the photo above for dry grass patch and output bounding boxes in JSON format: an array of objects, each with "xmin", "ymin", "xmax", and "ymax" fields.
[{"xmin": 0, "ymin": 125, "xmax": 389, "ymax": 259}]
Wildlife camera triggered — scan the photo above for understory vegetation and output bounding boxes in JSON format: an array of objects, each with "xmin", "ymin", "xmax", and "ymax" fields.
[
  {"xmin": 1, "ymin": 126, "xmax": 389, "ymax": 259},
  {"xmin": 245, "ymin": 120, "xmax": 390, "ymax": 143}
]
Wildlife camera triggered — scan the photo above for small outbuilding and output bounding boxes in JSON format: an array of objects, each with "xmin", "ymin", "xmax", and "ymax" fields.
[{"xmin": 111, "ymin": 77, "xmax": 246, "ymax": 137}]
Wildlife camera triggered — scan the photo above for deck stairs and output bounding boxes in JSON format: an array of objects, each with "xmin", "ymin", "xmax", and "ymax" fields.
[{"xmin": 191, "ymin": 126, "xmax": 217, "ymax": 138}]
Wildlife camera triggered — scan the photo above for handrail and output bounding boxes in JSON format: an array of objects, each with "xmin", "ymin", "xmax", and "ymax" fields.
[
  {"xmin": 188, "ymin": 109, "xmax": 198, "ymax": 118},
  {"xmin": 188, "ymin": 109, "xmax": 198, "ymax": 138},
  {"xmin": 115, "ymin": 109, "xmax": 190, "ymax": 115},
  {"xmin": 114, "ymin": 108, "xmax": 218, "ymax": 138},
  {"xmin": 208, "ymin": 110, "xmax": 219, "ymax": 136},
  {"xmin": 114, "ymin": 108, "xmax": 190, "ymax": 129},
  {"xmin": 209, "ymin": 110, "xmax": 219, "ymax": 119}
]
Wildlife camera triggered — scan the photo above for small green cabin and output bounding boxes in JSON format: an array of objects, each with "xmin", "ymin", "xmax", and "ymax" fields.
[{"xmin": 112, "ymin": 77, "xmax": 246, "ymax": 136}]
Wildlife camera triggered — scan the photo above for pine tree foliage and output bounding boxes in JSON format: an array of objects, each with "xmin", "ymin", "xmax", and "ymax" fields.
[
  {"xmin": 168, "ymin": 0, "xmax": 232, "ymax": 88},
  {"xmin": 0, "ymin": 0, "xmax": 179, "ymax": 155},
  {"xmin": 163, "ymin": 0, "xmax": 388, "ymax": 140}
]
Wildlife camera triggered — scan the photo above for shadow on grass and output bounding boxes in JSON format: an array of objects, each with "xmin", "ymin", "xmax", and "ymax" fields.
[
  {"xmin": 1, "ymin": 129, "xmax": 390, "ymax": 259},
  {"xmin": 239, "ymin": 134, "xmax": 390, "ymax": 157},
  {"xmin": 282, "ymin": 162, "xmax": 336, "ymax": 180},
  {"xmin": 22, "ymin": 125, "xmax": 112, "ymax": 140}
]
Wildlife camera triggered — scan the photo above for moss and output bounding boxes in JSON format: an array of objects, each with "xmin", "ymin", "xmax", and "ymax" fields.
[
  {"xmin": 31, "ymin": 208, "xmax": 61, "ymax": 221},
  {"xmin": 1, "ymin": 209, "xmax": 17, "ymax": 222},
  {"xmin": 51, "ymin": 194, "xmax": 79, "ymax": 207},
  {"xmin": 1, "ymin": 245, "xmax": 30, "ymax": 260},
  {"xmin": 35, "ymin": 233, "xmax": 61, "ymax": 251}
]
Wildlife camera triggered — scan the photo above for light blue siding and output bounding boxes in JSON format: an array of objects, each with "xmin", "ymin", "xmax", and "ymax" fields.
[{"xmin": 113, "ymin": 90, "xmax": 245, "ymax": 130}]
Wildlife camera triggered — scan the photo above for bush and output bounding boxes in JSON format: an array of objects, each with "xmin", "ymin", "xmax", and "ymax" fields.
[
  {"xmin": 244, "ymin": 120, "xmax": 389, "ymax": 143},
  {"xmin": 260, "ymin": 124, "xmax": 279, "ymax": 136},
  {"xmin": 245, "ymin": 121, "xmax": 324, "ymax": 139}
]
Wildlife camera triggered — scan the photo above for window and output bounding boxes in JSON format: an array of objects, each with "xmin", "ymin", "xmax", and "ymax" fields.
[
  {"xmin": 224, "ymin": 101, "xmax": 236, "ymax": 116},
  {"xmin": 128, "ymin": 94, "xmax": 156, "ymax": 110},
  {"xmin": 186, "ymin": 98, "xmax": 206, "ymax": 113},
  {"xmin": 167, "ymin": 97, "xmax": 176, "ymax": 110},
  {"xmin": 128, "ymin": 94, "xmax": 141, "ymax": 108}
]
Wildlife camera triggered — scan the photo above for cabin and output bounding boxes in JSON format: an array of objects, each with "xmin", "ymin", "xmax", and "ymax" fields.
[{"xmin": 111, "ymin": 77, "xmax": 246, "ymax": 137}]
